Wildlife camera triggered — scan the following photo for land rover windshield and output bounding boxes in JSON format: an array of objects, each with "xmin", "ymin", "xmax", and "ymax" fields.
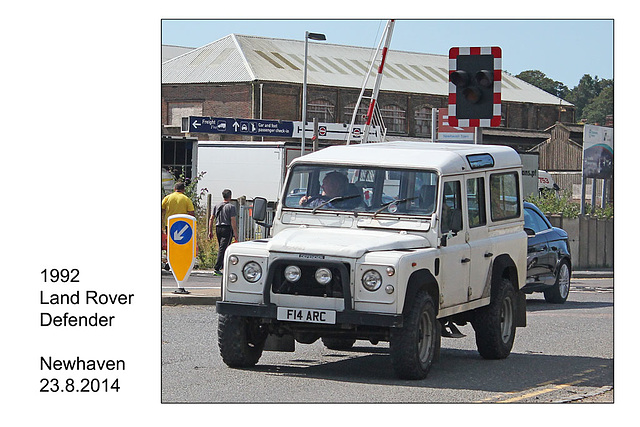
[{"xmin": 282, "ymin": 164, "xmax": 438, "ymax": 216}]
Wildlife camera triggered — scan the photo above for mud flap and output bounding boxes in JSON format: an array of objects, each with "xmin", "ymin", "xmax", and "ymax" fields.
[
  {"xmin": 264, "ymin": 334, "xmax": 295, "ymax": 352},
  {"xmin": 515, "ymin": 290, "xmax": 527, "ymax": 327}
]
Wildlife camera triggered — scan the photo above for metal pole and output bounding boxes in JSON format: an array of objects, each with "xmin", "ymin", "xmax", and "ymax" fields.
[
  {"xmin": 312, "ymin": 117, "xmax": 319, "ymax": 152},
  {"xmin": 580, "ymin": 175, "xmax": 586, "ymax": 216},
  {"xmin": 362, "ymin": 19, "xmax": 395, "ymax": 144},
  {"xmin": 591, "ymin": 178, "xmax": 597, "ymax": 214},
  {"xmin": 431, "ymin": 108, "xmax": 438, "ymax": 142},
  {"xmin": 302, "ymin": 31, "xmax": 309, "ymax": 157}
]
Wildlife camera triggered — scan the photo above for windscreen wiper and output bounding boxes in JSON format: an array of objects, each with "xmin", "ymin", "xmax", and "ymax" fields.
[
  {"xmin": 311, "ymin": 194, "xmax": 360, "ymax": 214},
  {"xmin": 373, "ymin": 197, "xmax": 418, "ymax": 217}
]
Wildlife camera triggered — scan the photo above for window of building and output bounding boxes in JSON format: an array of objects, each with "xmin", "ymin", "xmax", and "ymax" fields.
[
  {"xmin": 307, "ymin": 98, "xmax": 335, "ymax": 123},
  {"xmin": 381, "ymin": 104, "xmax": 406, "ymax": 133},
  {"xmin": 414, "ymin": 106, "xmax": 432, "ymax": 138},
  {"xmin": 162, "ymin": 139, "xmax": 195, "ymax": 182},
  {"xmin": 168, "ymin": 102, "xmax": 203, "ymax": 127},
  {"xmin": 343, "ymin": 102, "xmax": 369, "ymax": 125}
]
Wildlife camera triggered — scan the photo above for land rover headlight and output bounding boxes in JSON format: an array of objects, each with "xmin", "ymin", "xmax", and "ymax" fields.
[
  {"xmin": 284, "ymin": 265, "xmax": 302, "ymax": 282},
  {"xmin": 242, "ymin": 261, "xmax": 262, "ymax": 283},
  {"xmin": 315, "ymin": 268, "xmax": 332, "ymax": 285},
  {"xmin": 362, "ymin": 269, "xmax": 383, "ymax": 291}
]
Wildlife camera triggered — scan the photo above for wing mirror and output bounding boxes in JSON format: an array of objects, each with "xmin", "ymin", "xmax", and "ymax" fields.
[{"xmin": 252, "ymin": 197, "xmax": 272, "ymax": 228}]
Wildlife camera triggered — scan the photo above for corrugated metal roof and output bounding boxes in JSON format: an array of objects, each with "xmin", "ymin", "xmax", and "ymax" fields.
[
  {"xmin": 162, "ymin": 45, "xmax": 195, "ymax": 62},
  {"xmin": 162, "ymin": 34, "xmax": 571, "ymax": 106}
]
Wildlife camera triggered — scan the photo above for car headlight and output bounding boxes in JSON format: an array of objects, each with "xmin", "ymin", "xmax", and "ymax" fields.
[
  {"xmin": 362, "ymin": 269, "xmax": 383, "ymax": 291},
  {"xmin": 315, "ymin": 268, "xmax": 332, "ymax": 285},
  {"xmin": 284, "ymin": 265, "xmax": 302, "ymax": 282},
  {"xmin": 242, "ymin": 261, "xmax": 262, "ymax": 283}
]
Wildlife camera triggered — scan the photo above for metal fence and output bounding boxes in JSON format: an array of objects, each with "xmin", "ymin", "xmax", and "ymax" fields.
[
  {"xmin": 236, "ymin": 197, "xmax": 275, "ymax": 242},
  {"xmin": 205, "ymin": 195, "xmax": 275, "ymax": 242}
]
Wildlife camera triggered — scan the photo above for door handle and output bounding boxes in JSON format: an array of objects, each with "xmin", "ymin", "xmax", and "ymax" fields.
[
  {"xmin": 484, "ymin": 252, "xmax": 493, "ymax": 258},
  {"xmin": 461, "ymin": 257, "xmax": 471, "ymax": 263}
]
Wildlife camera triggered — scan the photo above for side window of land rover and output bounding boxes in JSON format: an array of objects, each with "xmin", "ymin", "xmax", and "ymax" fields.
[
  {"xmin": 489, "ymin": 172, "xmax": 520, "ymax": 221},
  {"xmin": 467, "ymin": 177, "xmax": 486, "ymax": 228},
  {"xmin": 441, "ymin": 180, "xmax": 463, "ymax": 233}
]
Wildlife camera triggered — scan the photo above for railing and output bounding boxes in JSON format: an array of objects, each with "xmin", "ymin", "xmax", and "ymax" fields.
[
  {"xmin": 205, "ymin": 195, "xmax": 275, "ymax": 243},
  {"xmin": 236, "ymin": 197, "xmax": 275, "ymax": 242}
]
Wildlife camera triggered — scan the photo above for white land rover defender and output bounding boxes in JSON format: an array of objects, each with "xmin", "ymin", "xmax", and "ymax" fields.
[{"xmin": 216, "ymin": 141, "xmax": 527, "ymax": 380}]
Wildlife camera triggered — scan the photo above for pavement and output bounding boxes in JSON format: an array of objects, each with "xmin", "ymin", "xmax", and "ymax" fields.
[{"xmin": 161, "ymin": 269, "xmax": 613, "ymax": 306}]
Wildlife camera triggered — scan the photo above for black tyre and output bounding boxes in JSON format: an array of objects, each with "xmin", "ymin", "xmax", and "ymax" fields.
[
  {"xmin": 472, "ymin": 277, "xmax": 516, "ymax": 359},
  {"xmin": 544, "ymin": 261, "xmax": 571, "ymax": 304},
  {"xmin": 321, "ymin": 337, "xmax": 356, "ymax": 350},
  {"xmin": 389, "ymin": 291, "xmax": 440, "ymax": 380},
  {"xmin": 218, "ymin": 314, "xmax": 266, "ymax": 368}
]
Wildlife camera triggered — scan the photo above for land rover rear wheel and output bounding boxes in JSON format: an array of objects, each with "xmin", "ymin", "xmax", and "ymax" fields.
[
  {"xmin": 472, "ymin": 277, "xmax": 516, "ymax": 359},
  {"xmin": 218, "ymin": 314, "xmax": 266, "ymax": 368},
  {"xmin": 389, "ymin": 291, "xmax": 440, "ymax": 380}
]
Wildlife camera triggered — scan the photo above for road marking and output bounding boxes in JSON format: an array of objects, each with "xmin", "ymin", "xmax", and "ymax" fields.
[{"xmin": 477, "ymin": 367, "xmax": 603, "ymax": 403}]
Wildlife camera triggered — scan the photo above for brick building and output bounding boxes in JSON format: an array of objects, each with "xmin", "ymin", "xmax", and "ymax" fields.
[{"xmin": 161, "ymin": 34, "xmax": 576, "ymax": 177}]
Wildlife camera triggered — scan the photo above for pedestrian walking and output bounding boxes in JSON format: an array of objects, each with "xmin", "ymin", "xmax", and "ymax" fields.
[{"xmin": 209, "ymin": 189, "xmax": 239, "ymax": 276}]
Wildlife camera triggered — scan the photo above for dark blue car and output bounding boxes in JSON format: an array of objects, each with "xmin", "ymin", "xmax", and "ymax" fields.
[{"xmin": 523, "ymin": 202, "xmax": 572, "ymax": 303}]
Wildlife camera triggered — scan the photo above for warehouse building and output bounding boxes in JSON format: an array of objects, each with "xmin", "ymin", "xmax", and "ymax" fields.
[
  {"xmin": 161, "ymin": 34, "xmax": 576, "ymax": 182},
  {"xmin": 162, "ymin": 34, "xmax": 574, "ymax": 135}
]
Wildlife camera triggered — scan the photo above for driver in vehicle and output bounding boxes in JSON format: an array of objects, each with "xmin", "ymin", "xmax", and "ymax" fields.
[{"xmin": 299, "ymin": 171, "xmax": 350, "ymax": 208}]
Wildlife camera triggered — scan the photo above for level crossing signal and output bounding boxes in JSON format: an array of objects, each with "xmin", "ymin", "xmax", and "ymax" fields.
[{"xmin": 448, "ymin": 47, "xmax": 502, "ymax": 128}]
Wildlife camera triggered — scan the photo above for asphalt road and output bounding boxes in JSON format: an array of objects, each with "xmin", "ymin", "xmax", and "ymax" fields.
[{"xmin": 161, "ymin": 280, "xmax": 613, "ymax": 403}]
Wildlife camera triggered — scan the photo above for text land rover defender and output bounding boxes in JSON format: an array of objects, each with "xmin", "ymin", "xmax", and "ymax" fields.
[{"xmin": 216, "ymin": 141, "xmax": 527, "ymax": 380}]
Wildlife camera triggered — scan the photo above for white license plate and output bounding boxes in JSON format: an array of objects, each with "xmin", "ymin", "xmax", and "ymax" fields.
[{"xmin": 277, "ymin": 307, "xmax": 336, "ymax": 324}]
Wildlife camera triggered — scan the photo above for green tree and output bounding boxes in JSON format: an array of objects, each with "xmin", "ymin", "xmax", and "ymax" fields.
[
  {"xmin": 581, "ymin": 86, "xmax": 613, "ymax": 125},
  {"xmin": 516, "ymin": 70, "xmax": 569, "ymax": 98},
  {"xmin": 566, "ymin": 75, "xmax": 612, "ymax": 121}
]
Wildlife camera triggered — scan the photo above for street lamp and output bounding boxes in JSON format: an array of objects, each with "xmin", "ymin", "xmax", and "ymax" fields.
[{"xmin": 302, "ymin": 31, "xmax": 326, "ymax": 156}]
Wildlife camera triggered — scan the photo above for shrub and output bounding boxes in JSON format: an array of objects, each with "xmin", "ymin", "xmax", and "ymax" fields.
[{"xmin": 526, "ymin": 190, "xmax": 613, "ymax": 220}]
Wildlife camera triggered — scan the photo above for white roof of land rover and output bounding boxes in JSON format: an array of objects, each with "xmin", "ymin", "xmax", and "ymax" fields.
[{"xmin": 292, "ymin": 141, "xmax": 522, "ymax": 175}]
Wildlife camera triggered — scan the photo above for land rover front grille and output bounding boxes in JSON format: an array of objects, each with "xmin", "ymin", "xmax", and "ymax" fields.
[{"xmin": 269, "ymin": 260, "xmax": 350, "ymax": 298}]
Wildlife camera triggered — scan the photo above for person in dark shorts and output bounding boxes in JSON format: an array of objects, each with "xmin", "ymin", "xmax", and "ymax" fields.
[{"xmin": 208, "ymin": 189, "xmax": 239, "ymax": 275}]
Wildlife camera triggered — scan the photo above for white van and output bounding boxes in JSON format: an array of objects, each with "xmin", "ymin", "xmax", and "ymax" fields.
[
  {"xmin": 538, "ymin": 170, "xmax": 560, "ymax": 194},
  {"xmin": 217, "ymin": 141, "xmax": 527, "ymax": 380}
]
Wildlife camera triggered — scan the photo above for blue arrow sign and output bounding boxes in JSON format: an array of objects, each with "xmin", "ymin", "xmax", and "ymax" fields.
[
  {"xmin": 189, "ymin": 116, "xmax": 294, "ymax": 137},
  {"xmin": 169, "ymin": 220, "xmax": 193, "ymax": 245}
]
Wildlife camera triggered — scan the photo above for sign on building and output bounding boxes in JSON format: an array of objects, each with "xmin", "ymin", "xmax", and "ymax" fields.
[
  {"xmin": 183, "ymin": 116, "xmax": 379, "ymax": 142},
  {"xmin": 186, "ymin": 116, "xmax": 295, "ymax": 138},
  {"xmin": 436, "ymin": 108, "xmax": 475, "ymax": 142}
]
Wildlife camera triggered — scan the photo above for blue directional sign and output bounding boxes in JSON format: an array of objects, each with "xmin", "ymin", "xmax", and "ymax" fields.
[
  {"xmin": 167, "ymin": 214, "xmax": 196, "ymax": 284},
  {"xmin": 188, "ymin": 116, "xmax": 294, "ymax": 137},
  {"xmin": 170, "ymin": 220, "xmax": 193, "ymax": 245}
]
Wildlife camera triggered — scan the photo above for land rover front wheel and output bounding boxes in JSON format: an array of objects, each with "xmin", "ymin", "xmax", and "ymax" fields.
[
  {"xmin": 389, "ymin": 291, "xmax": 440, "ymax": 380},
  {"xmin": 218, "ymin": 314, "xmax": 267, "ymax": 368},
  {"xmin": 472, "ymin": 277, "xmax": 516, "ymax": 359}
]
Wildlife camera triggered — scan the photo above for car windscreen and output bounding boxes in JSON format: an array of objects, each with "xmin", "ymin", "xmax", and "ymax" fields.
[{"xmin": 283, "ymin": 164, "xmax": 438, "ymax": 216}]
